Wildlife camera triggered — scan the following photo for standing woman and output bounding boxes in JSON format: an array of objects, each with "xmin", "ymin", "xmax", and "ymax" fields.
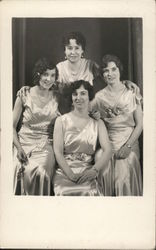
[
  {"xmin": 56, "ymin": 31, "xmax": 100, "ymax": 114},
  {"xmin": 13, "ymin": 58, "xmax": 60, "ymax": 195},
  {"xmin": 91, "ymin": 54, "xmax": 143, "ymax": 196},
  {"xmin": 57, "ymin": 31, "xmax": 99, "ymax": 85}
]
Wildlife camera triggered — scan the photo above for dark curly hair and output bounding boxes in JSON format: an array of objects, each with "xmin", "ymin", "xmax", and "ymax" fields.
[
  {"xmin": 32, "ymin": 58, "xmax": 58, "ymax": 86},
  {"xmin": 101, "ymin": 54, "xmax": 123, "ymax": 78},
  {"xmin": 62, "ymin": 31, "xmax": 86, "ymax": 51},
  {"xmin": 62, "ymin": 80, "xmax": 95, "ymax": 107}
]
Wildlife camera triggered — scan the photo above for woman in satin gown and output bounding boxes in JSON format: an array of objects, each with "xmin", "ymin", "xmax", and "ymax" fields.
[
  {"xmin": 13, "ymin": 58, "xmax": 60, "ymax": 195},
  {"xmin": 91, "ymin": 54, "xmax": 143, "ymax": 196},
  {"xmin": 53, "ymin": 80, "xmax": 112, "ymax": 196},
  {"xmin": 56, "ymin": 31, "xmax": 100, "ymax": 114}
]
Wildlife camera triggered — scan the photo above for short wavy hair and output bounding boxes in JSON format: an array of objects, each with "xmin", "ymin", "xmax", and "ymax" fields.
[
  {"xmin": 32, "ymin": 58, "xmax": 58, "ymax": 85},
  {"xmin": 62, "ymin": 31, "xmax": 86, "ymax": 51},
  {"xmin": 101, "ymin": 54, "xmax": 123, "ymax": 77},
  {"xmin": 63, "ymin": 80, "xmax": 95, "ymax": 107}
]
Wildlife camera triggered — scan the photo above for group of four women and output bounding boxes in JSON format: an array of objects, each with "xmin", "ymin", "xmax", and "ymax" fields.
[{"xmin": 13, "ymin": 31, "xmax": 143, "ymax": 196}]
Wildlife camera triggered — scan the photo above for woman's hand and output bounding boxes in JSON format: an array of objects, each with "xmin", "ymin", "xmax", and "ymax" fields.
[
  {"xmin": 115, "ymin": 144, "xmax": 131, "ymax": 159},
  {"xmin": 124, "ymin": 80, "xmax": 137, "ymax": 93},
  {"xmin": 68, "ymin": 171, "xmax": 82, "ymax": 183},
  {"xmin": 17, "ymin": 86, "xmax": 30, "ymax": 97},
  {"xmin": 17, "ymin": 147, "xmax": 28, "ymax": 164},
  {"xmin": 77, "ymin": 169, "xmax": 97, "ymax": 184},
  {"xmin": 89, "ymin": 110, "xmax": 101, "ymax": 120}
]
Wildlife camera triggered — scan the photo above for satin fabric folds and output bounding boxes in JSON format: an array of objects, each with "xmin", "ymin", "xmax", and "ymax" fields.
[
  {"xmin": 53, "ymin": 114, "xmax": 102, "ymax": 196},
  {"xmin": 92, "ymin": 84, "xmax": 143, "ymax": 196},
  {"xmin": 13, "ymin": 92, "xmax": 59, "ymax": 195}
]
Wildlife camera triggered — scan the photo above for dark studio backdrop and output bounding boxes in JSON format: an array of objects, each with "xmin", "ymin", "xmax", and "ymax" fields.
[{"xmin": 12, "ymin": 18, "xmax": 143, "ymax": 177}]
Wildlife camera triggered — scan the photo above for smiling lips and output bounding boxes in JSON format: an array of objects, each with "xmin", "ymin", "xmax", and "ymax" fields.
[
  {"xmin": 69, "ymin": 55, "xmax": 78, "ymax": 59},
  {"xmin": 108, "ymin": 77, "xmax": 115, "ymax": 80},
  {"xmin": 75, "ymin": 101, "xmax": 83, "ymax": 105},
  {"xmin": 43, "ymin": 81, "xmax": 52, "ymax": 85}
]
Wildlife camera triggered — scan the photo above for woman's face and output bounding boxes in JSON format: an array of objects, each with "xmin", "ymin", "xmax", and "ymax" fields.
[
  {"xmin": 65, "ymin": 39, "xmax": 84, "ymax": 63},
  {"xmin": 72, "ymin": 85, "xmax": 89, "ymax": 110},
  {"xmin": 39, "ymin": 68, "xmax": 56, "ymax": 90},
  {"xmin": 102, "ymin": 61, "xmax": 120, "ymax": 85}
]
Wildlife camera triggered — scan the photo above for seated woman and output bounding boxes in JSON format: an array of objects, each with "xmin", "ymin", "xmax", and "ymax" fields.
[
  {"xmin": 13, "ymin": 58, "xmax": 60, "ymax": 195},
  {"xmin": 53, "ymin": 80, "xmax": 112, "ymax": 196},
  {"xmin": 91, "ymin": 54, "xmax": 143, "ymax": 196}
]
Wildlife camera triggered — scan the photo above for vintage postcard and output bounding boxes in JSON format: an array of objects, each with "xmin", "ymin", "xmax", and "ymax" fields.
[{"xmin": 0, "ymin": 0, "xmax": 156, "ymax": 249}]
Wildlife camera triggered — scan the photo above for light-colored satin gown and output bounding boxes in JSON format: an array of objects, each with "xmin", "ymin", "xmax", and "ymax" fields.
[
  {"xmin": 56, "ymin": 59, "xmax": 99, "ymax": 114},
  {"xmin": 53, "ymin": 113, "xmax": 102, "ymax": 196},
  {"xmin": 92, "ymin": 84, "xmax": 143, "ymax": 196},
  {"xmin": 57, "ymin": 58, "xmax": 95, "ymax": 86},
  {"xmin": 13, "ymin": 92, "xmax": 60, "ymax": 195}
]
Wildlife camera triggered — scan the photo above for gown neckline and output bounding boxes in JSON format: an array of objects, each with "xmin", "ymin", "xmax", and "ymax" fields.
[
  {"xmin": 68, "ymin": 112, "xmax": 92, "ymax": 132},
  {"xmin": 28, "ymin": 89, "xmax": 53, "ymax": 110}
]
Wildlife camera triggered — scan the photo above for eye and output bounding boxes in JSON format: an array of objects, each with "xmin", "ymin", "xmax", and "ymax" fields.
[
  {"xmin": 67, "ymin": 46, "xmax": 72, "ymax": 50},
  {"xmin": 81, "ymin": 91, "xmax": 86, "ymax": 95},
  {"xmin": 112, "ymin": 67, "xmax": 117, "ymax": 71},
  {"xmin": 72, "ymin": 92, "xmax": 77, "ymax": 96}
]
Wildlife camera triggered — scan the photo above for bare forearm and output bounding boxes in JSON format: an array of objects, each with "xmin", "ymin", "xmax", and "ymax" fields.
[
  {"xmin": 94, "ymin": 147, "xmax": 112, "ymax": 171},
  {"xmin": 55, "ymin": 151, "xmax": 74, "ymax": 177},
  {"xmin": 13, "ymin": 128, "xmax": 22, "ymax": 150},
  {"xmin": 126, "ymin": 124, "xmax": 143, "ymax": 147}
]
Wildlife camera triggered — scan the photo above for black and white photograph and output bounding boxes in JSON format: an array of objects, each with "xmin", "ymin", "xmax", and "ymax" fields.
[
  {"xmin": 0, "ymin": 0, "xmax": 155, "ymax": 249},
  {"xmin": 12, "ymin": 18, "xmax": 143, "ymax": 197}
]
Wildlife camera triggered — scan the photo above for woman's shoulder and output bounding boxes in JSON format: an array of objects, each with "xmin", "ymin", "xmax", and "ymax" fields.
[
  {"xmin": 95, "ymin": 87, "xmax": 107, "ymax": 98},
  {"xmin": 123, "ymin": 81, "xmax": 142, "ymax": 103},
  {"xmin": 56, "ymin": 60, "xmax": 67, "ymax": 68},
  {"xmin": 55, "ymin": 113, "xmax": 71, "ymax": 132},
  {"xmin": 89, "ymin": 116, "xmax": 99, "ymax": 127},
  {"xmin": 29, "ymin": 85, "xmax": 36, "ymax": 93},
  {"xmin": 123, "ymin": 80, "xmax": 141, "ymax": 93},
  {"xmin": 18, "ymin": 85, "xmax": 33, "ymax": 105},
  {"xmin": 56, "ymin": 113, "xmax": 70, "ymax": 122}
]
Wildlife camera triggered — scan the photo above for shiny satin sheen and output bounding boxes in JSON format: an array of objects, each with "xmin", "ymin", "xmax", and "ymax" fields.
[
  {"xmin": 53, "ymin": 114, "xmax": 102, "ymax": 196},
  {"xmin": 13, "ymin": 92, "xmax": 60, "ymax": 195},
  {"xmin": 92, "ymin": 85, "xmax": 143, "ymax": 196}
]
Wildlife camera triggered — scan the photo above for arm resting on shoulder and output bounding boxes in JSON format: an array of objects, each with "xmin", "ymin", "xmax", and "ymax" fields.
[
  {"xmin": 123, "ymin": 80, "xmax": 139, "ymax": 93},
  {"xmin": 17, "ymin": 86, "xmax": 30, "ymax": 97}
]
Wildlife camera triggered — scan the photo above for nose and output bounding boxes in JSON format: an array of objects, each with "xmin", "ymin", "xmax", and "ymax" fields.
[
  {"xmin": 76, "ymin": 93, "xmax": 81, "ymax": 100},
  {"xmin": 76, "ymin": 94, "xmax": 80, "ymax": 99},
  {"xmin": 71, "ymin": 48, "xmax": 76, "ymax": 54},
  {"xmin": 46, "ymin": 75, "xmax": 51, "ymax": 81}
]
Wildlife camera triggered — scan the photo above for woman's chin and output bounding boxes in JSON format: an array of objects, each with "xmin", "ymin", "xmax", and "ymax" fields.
[{"xmin": 41, "ymin": 84, "xmax": 53, "ymax": 90}]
